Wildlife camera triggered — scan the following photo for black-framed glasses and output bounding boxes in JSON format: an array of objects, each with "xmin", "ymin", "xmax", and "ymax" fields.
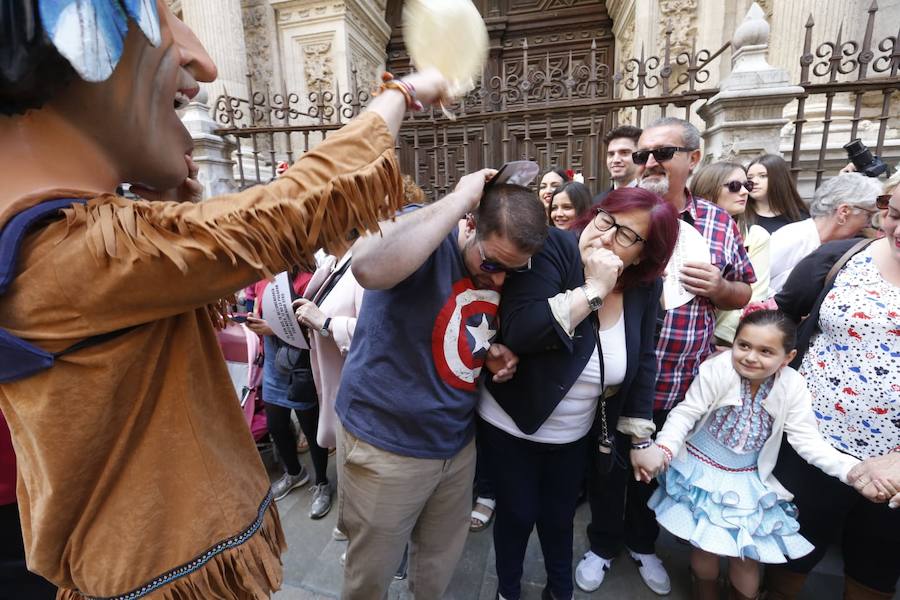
[
  {"xmin": 592, "ymin": 208, "xmax": 646, "ymax": 247},
  {"xmin": 876, "ymin": 194, "xmax": 891, "ymax": 210},
  {"xmin": 631, "ymin": 146, "xmax": 696, "ymax": 165},
  {"xmin": 723, "ymin": 180, "xmax": 754, "ymax": 193},
  {"xmin": 476, "ymin": 238, "xmax": 531, "ymax": 274}
]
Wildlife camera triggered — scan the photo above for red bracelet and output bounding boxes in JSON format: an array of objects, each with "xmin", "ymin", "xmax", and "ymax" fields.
[
  {"xmin": 658, "ymin": 443, "xmax": 674, "ymax": 463},
  {"xmin": 375, "ymin": 72, "xmax": 424, "ymax": 112}
]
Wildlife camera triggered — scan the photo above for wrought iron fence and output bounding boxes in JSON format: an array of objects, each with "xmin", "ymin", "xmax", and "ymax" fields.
[
  {"xmin": 788, "ymin": 0, "xmax": 900, "ymax": 187},
  {"xmin": 212, "ymin": 3, "xmax": 899, "ymax": 197}
]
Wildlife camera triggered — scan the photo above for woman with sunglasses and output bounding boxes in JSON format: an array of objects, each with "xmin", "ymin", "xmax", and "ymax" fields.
[
  {"xmin": 477, "ymin": 187, "xmax": 679, "ymax": 600},
  {"xmin": 746, "ymin": 155, "xmax": 810, "ymax": 234},
  {"xmin": 690, "ymin": 162, "xmax": 773, "ymax": 346}
]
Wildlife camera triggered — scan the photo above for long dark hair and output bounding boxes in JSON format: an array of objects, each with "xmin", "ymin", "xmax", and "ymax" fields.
[
  {"xmin": 746, "ymin": 154, "xmax": 807, "ymax": 225},
  {"xmin": 548, "ymin": 181, "xmax": 592, "ymax": 224}
]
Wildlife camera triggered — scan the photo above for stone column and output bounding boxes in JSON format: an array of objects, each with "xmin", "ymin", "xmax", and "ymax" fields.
[
  {"xmin": 697, "ymin": 3, "xmax": 804, "ymax": 163},
  {"xmin": 181, "ymin": 0, "xmax": 249, "ymax": 108},
  {"xmin": 181, "ymin": 88, "xmax": 237, "ymax": 200}
]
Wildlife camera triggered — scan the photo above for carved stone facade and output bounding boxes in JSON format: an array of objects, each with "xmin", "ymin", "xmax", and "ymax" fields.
[{"xmin": 241, "ymin": 0, "xmax": 281, "ymax": 96}]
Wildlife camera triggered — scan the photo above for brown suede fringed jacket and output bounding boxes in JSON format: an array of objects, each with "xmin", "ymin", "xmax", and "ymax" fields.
[{"xmin": 0, "ymin": 112, "xmax": 402, "ymax": 599}]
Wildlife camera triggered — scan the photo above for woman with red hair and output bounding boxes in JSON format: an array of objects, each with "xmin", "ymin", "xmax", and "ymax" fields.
[{"xmin": 477, "ymin": 187, "xmax": 679, "ymax": 600}]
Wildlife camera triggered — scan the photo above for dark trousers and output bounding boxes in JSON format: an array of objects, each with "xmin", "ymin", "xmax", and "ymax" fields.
[
  {"xmin": 264, "ymin": 402, "xmax": 329, "ymax": 485},
  {"xmin": 474, "ymin": 427, "xmax": 495, "ymax": 501},
  {"xmin": 586, "ymin": 410, "xmax": 669, "ymax": 558},
  {"xmin": 774, "ymin": 441, "xmax": 900, "ymax": 593},
  {"xmin": 0, "ymin": 503, "xmax": 56, "ymax": 600},
  {"xmin": 479, "ymin": 418, "xmax": 589, "ymax": 600}
]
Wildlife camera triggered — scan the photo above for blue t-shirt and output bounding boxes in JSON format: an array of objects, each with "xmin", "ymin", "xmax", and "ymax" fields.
[{"xmin": 335, "ymin": 229, "xmax": 500, "ymax": 459}]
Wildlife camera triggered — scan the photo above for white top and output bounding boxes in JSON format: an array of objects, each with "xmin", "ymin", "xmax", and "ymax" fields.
[
  {"xmin": 769, "ymin": 218, "xmax": 820, "ymax": 293},
  {"xmin": 478, "ymin": 311, "xmax": 627, "ymax": 444},
  {"xmin": 656, "ymin": 351, "xmax": 860, "ymax": 501}
]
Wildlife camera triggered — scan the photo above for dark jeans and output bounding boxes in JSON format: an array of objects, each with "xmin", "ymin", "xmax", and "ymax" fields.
[
  {"xmin": 479, "ymin": 418, "xmax": 589, "ymax": 600},
  {"xmin": 586, "ymin": 410, "xmax": 669, "ymax": 558},
  {"xmin": 264, "ymin": 402, "xmax": 329, "ymax": 485},
  {"xmin": 774, "ymin": 440, "xmax": 900, "ymax": 593},
  {"xmin": 474, "ymin": 426, "xmax": 495, "ymax": 501},
  {"xmin": 0, "ymin": 503, "xmax": 56, "ymax": 600}
]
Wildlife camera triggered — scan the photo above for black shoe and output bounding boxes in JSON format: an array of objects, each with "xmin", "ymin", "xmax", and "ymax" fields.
[{"xmin": 393, "ymin": 544, "xmax": 409, "ymax": 580}]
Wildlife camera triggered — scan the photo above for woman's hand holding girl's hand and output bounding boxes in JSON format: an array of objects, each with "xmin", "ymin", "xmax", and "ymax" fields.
[
  {"xmin": 631, "ymin": 444, "xmax": 668, "ymax": 483},
  {"xmin": 583, "ymin": 247, "xmax": 623, "ymax": 299},
  {"xmin": 293, "ymin": 298, "xmax": 326, "ymax": 332}
]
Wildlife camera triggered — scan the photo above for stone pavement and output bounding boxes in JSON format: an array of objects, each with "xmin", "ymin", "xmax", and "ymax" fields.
[{"xmin": 269, "ymin": 455, "xmax": 897, "ymax": 600}]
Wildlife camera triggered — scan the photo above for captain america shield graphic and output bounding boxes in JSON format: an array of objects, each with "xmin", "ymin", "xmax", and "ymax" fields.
[{"xmin": 432, "ymin": 278, "xmax": 501, "ymax": 391}]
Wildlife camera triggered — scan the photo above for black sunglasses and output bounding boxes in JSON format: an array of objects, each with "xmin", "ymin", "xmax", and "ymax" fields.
[
  {"xmin": 476, "ymin": 238, "xmax": 531, "ymax": 274},
  {"xmin": 723, "ymin": 180, "xmax": 754, "ymax": 193},
  {"xmin": 876, "ymin": 194, "xmax": 891, "ymax": 210},
  {"xmin": 631, "ymin": 146, "xmax": 696, "ymax": 165}
]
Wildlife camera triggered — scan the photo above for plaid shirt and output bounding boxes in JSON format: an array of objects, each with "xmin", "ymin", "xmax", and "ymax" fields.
[{"xmin": 654, "ymin": 192, "xmax": 756, "ymax": 411}]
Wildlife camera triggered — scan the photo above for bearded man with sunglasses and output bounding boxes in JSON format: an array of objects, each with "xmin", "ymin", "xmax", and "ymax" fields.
[
  {"xmin": 333, "ymin": 175, "xmax": 548, "ymax": 599},
  {"xmin": 577, "ymin": 117, "xmax": 756, "ymax": 596}
]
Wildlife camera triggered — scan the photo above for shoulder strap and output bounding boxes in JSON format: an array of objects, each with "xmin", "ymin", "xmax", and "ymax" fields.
[
  {"xmin": 823, "ymin": 237, "xmax": 876, "ymax": 291},
  {"xmin": 0, "ymin": 198, "xmax": 87, "ymax": 294},
  {"xmin": 790, "ymin": 237, "xmax": 877, "ymax": 369},
  {"xmin": 312, "ymin": 255, "xmax": 352, "ymax": 306}
]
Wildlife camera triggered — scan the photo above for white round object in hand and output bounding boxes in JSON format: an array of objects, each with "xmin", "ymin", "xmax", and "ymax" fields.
[
  {"xmin": 662, "ymin": 220, "xmax": 713, "ymax": 310},
  {"xmin": 403, "ymin": 0, "xmax": 488, "ymax": 96}
]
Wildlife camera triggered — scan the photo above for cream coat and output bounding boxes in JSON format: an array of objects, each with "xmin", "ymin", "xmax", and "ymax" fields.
[
  {"xmin": 656, "ymin": 350, "xmax": 859, "ymax": 501},
  {"xmin": 305, "ymin": 253, "xmax": 363, "ymax": 448}
]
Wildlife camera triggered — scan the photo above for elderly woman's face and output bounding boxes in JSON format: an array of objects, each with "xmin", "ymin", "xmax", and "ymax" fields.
[{"xmin": 578, "ymin": 207, "xmax": 651, "ymax": 272}]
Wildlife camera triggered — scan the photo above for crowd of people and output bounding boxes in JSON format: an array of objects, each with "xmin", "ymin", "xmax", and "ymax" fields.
[{"xmin": 0, "ymin": 4, "xmax": 898, "ymax": 600}]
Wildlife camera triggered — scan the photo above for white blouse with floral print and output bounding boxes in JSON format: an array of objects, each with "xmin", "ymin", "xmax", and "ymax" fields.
[{"xmin": 799, "ymin": 246, "xmax": 900, "ymax": 460}]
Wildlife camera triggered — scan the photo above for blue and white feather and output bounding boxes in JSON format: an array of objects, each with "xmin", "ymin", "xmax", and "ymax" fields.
[{"xmin": 38, "ymin": 0, "xmax": 160, "ymax": 82}]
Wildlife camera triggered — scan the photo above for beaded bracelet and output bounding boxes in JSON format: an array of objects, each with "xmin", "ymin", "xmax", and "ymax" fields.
[{"xmin": 374, "ymin": 72, "xmax": 424, "ymax": 112}]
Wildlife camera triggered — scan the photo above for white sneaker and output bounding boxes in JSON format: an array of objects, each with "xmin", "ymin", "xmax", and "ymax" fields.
[
  {"xmin": 575, "ymin": 551, "xmax": 612, "ymax": 592},
  {"xmin": 629, "ymin": 551, "xmax": 671, "ymax": 595}
]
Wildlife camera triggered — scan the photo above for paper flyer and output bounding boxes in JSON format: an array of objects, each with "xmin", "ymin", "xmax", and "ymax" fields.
[
  {"xmin": 261, "ymin": 271, "xmax": 309, "ymax": 349},
  {"xmin": 662, "ymin": 220, "xmax": 712, "ymax": 310}
]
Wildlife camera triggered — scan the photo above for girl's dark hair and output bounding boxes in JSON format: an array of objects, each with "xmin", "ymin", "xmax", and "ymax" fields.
[
  {"xmin": 734, "ymin": 309, "xmax": 798, "ymax": 353},
  {"xmin": 746, "ymin": 154, "xmax": 807, "ymax": 226},
  {"xmin": 0, "ymin": 1, "xmax": 78, "ymax": 115},
  {"xmin": 548, "ymin": 181, "xmax": 592, "ymax": 224}
]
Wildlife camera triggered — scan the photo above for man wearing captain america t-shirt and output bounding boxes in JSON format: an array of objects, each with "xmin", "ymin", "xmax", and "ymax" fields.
[{"xmin": 335, "ymin": 168, "xmax": 548, "ymax": 599}]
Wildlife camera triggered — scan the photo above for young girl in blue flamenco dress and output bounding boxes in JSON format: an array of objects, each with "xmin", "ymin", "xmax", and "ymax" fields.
[{"xmin": 648, "ymin": 310, "xmax": 861, "ymax": 600}]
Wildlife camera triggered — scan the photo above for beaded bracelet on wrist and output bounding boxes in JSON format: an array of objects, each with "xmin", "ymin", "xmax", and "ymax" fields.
[{"xmin": 374, "ymin": 72, "xmax": 424, "ymax": 112}]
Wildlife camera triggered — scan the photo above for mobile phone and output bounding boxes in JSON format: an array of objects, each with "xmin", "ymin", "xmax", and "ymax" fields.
[
  {"xmin": 486, "ymin": 160, "xmax": 540, "ymax": 188},
  {"xmin": 228, "ymin": 313, "xmax": 250, "ymax": 323}
]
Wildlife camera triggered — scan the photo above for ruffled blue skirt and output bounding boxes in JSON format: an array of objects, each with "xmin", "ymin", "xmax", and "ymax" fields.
[{"xmin": 648, "ymin": 428, "xmax": 814, "ymax": 563}]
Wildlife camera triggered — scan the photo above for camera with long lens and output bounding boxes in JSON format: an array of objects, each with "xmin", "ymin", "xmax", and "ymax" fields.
[{"xmin": 843, "ymin": 139, "xmax": 888, "ymax": 178}]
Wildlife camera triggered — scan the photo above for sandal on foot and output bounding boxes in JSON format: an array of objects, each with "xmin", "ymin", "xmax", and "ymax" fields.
[{"xmin": 470, "ymin": 497, "xmax": 496, "ymax": 532}]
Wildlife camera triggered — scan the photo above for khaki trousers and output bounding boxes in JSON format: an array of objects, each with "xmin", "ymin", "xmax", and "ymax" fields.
[{"xmin": 336, "ymin": 424, "xmax": 475, "ymax": 600}]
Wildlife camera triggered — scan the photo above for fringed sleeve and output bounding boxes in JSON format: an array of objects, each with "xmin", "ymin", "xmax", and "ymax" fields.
[{"xmin": 23, "ymin": 112, "xmax": 403, "ymax": 336}]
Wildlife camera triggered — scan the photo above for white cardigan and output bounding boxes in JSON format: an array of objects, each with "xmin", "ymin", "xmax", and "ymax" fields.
[{"xmin": 656, "ymin": 351, "xmax": 860, "ymax": 501}]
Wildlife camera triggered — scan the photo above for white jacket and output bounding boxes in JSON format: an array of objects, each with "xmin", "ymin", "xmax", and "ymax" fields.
[{"xmin": 656, "ymin": 350, "xmax": 860, "ymax": 501}]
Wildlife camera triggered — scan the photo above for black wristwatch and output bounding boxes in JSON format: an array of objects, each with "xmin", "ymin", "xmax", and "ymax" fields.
[
  {"xmin": 320, "ymin": 317, "xmax": 332, "ymax": 338},
  {"xmin": 580, "ymin": 283, "xmax": 604, "ymax": 311}
]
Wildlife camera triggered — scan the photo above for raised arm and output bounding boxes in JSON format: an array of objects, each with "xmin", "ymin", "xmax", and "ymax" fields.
[{"xmin": 351, "ymin": 169, "xmax": 495, "ymax": 290}]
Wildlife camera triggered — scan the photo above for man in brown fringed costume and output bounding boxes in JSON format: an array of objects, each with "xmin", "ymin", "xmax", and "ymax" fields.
[{"xmin": 0, "ymin": 1, "xmax": 449, "ymax": 598}]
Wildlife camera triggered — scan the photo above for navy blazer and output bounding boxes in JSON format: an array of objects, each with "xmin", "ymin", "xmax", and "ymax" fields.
[{"xmin": 485, "ymin": 227, "xmax": 660, "ymax": 436}]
